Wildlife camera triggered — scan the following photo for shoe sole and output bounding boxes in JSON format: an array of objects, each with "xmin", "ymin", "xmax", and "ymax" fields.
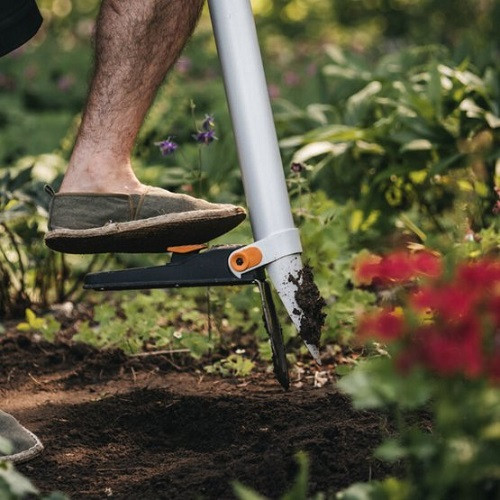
[{"xmin": 45, "ymin": 207, "xmax": 246, "ymax": 254}]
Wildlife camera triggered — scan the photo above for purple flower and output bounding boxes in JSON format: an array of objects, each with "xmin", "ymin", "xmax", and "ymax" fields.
[
  {"xmin": 268, "ymin": 83, "xmax": 281, "ymax": 99},
  {"xmin": 155, "ymin": 137, "xmax": 178, "ymax": 156},
  {"xmin": 283, "ymin": 71, "xmax": 301, "ymax": 87},
  {"xmin": 193, "ymin": 129, "xmax": 217, "ymax": 145},
  {"xmin": 57, "ymin": 74, "xmax": 75, "ymax": 92},
  {"xmin": 175, "ymin": 56, "xmax": 192, "ymax": 75},
  {"xmin": 291, "ymin": 162, "xmax": 305, "ymax": 173},
  {"xmin": 202, "ymin": 114, "xmax": 215, "ymax": 131}
]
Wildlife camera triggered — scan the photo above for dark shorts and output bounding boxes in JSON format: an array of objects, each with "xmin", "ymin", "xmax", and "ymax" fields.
[{"xmin": 0, "ymin": 0, "xmax": 42, "ymax": 57}]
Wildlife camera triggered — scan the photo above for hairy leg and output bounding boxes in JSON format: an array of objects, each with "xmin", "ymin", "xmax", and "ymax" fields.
[{"xmin": 60, "ymin": 0, "xmax": 205, "ymax": 194}]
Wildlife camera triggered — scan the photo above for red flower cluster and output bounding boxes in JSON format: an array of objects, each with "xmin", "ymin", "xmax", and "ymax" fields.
[
  {"xmin": 357, "ymin": 257, "xmax": 500, "ymax": 383},
  {"xmin": 353, "ymin": 250, "xmax": 442, "ymax": 286}
]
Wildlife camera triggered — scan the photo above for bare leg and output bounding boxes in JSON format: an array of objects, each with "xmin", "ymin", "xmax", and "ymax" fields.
[{"xmin": 60, "ymin": 0, "xmax": 205, "ymax": 194}]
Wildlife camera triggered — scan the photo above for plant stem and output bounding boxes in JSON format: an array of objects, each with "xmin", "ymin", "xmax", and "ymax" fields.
[
  {"xmin": 1, "ymin": 223, "xmax": 26, "ymax": 295},
  {"xmin": 0, "ymin": 242, "xmax": 21, "ymax": 294}
]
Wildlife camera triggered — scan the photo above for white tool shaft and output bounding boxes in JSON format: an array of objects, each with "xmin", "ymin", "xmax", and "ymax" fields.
[
  {"xmin": 208, "ymin": 0, "xmax": 295, "ymax": 240},
  {"xmin": 208, "ymin": 0, "xmax": 321, "ymax": 364}
]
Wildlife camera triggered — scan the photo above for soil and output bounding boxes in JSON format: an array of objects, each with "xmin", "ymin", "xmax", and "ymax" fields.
[
  {"xmin": 1, "ymin": 335, "xmax": 398, "ymax": 499},
  {"xmin": 291, "ymin": 265, "xmax": 326, "ymax": 347}
]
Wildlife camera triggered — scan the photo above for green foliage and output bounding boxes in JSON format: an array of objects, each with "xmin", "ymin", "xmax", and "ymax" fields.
[
  {"xmin": 0, "ymin": 462, "xmax": 39, "ymax": 500},
  {"xmin": 233, "ymin": 452, "xmax": 325, "ymax": 500},
  {"xmin": 336, "ymin": 257, "xmax": 500, "ymax": 499},
  {"xmin": 0, "ymin": 161, "xmax": 112, "ymax": 317},
  {"xmin": 72, "ymin": 289, "xmax": 216, "ymax": 357},
  {"xmin": 337, "ymin": 478, "xmax": 410, "ymax": 500},
  {"xmin": 205, "ymin": 354, "xmax": 255, "ymax": 378},
  {"xmin": 279, "ymin": 46, "xmax": 499, "ymax": 235},
  {"xmin": 338, "ymin": 358, "xmax": 432, "ymax": 410},
  {"xmin": 0, "ymin": 458, "xmax": 68, "ymax": 499},
  {"xmin": 16, "ymin": 308, "xmax": 60, "ymax": 341}
]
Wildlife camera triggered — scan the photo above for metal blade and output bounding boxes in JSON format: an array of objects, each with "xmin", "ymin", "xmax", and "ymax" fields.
[
  {"xmin": 266, "ymin": 254, "xmax": 322, "ymax": 364},
  {"xmin": 256, "ymin": 280, "xmax": 289, "ymax": 389}
]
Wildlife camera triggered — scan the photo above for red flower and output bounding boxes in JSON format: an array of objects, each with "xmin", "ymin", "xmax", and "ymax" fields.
[
  {"xmin": 411, "ymin": 251, "xmax": 442, "ymax": 278},
  {"xmin": 487, "ymin": 295, "xmax": 500, "ymax": 329},
  {"xmin": 353, "ymin": 250, "xmax": 442, "ymax": 287},
  {"xmin": 457, "ymin": 260, "xmax": 500, "ymax": 292},
  {"xmin": 419, "ymin": 319, "xmax": 483, "ymax": 378},
  {"xmin": 488, "ymin": 353, "xmax": 500, "ymax": 384},
  {"xmin": 358, "ymin": 309, "xmax": 405, "ymax": 342},
  {"xmin": 353, "ymin": 252, "xmax": 382, "ymax": 286},
  {"xmin": 411, "ymin": 285, "xmax": 476, "ymax": 322},
  {"xmin": 379, "ymin": 252, "xmax": 415, "ymax": 283}
]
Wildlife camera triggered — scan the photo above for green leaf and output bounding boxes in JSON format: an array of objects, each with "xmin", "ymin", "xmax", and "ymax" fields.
[
  {"xmin": 0, "ymin": 462, "xmax": 39, "ymax": 497},
  {"xmin": 428, "ymin": 61, "xmax": 442, "ymax": 120},
  {"xmin": 282, "ymin": 452, "xmax": 309, "ymax": 500},
  {"xmin": 0, "ymin": 437, "xmax": 13, "ymax": 455},
  {"xmin": 459, "ymin": 98, "xmax": 484, "ymax": 118},
  {"xmin": 335, "ymin": 364, "xmax": 355, "ymax": 376},
  {"xmin": 429, "ymin": 152, "xmax": 465, "ymax": 175},
  {"xmin": 345, "ymin": 81, "xmax": 382, "ymax": 125},
  {"xmin": 304, "ymin": 125, "xmax": 365, "ymax": 143},
  {"xmin": 232, "ymin": 482, "xmax": 268, "ymax": 500},
  {"xmin": 336, "ymin": 482, "xmax": 383, "ymax": 500},
  {"xmin": 375, "ymin": 439, "xmax": 407, "ymax": 462},
  {"xmin": 94, "ymin": 303, "xmax": 117, "ymax": 324},
  {"xmin": 400, "ymin": 139, "xmax": 433, "ymax": 152},
  {"xmin": 292, "ymin": 141, "xmax": 348, "ymax": 164},
  {"xmin": 337, "ymin": 359, "xmax": 431, "ymax": 410},
  {"xmin": 485, "ymin": 112, "xmax": 500, "ymax": 129}
]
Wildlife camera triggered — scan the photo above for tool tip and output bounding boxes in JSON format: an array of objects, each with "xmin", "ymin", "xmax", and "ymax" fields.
[{"xmin": 305, "ymin": 342, "xmax": 322, "ymax": 365}]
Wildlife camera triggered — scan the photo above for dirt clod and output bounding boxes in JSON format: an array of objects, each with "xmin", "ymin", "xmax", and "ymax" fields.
[{"xmin": 290, "ymin": 265, "xmax": 326, "ymax": 348}]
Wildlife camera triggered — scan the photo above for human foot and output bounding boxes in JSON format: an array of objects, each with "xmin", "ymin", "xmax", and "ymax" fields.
[{"xmin": 45, "ymin": 186, "xmax": 246, "ymax": 254}]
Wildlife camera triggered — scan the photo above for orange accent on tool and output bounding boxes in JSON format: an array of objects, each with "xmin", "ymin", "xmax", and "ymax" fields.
[
  {"xmin": 230, "ymin": 246, "xmax": 263, "ymax": 272},
  {"xmin": 167, "ymin": 244, "xmax": 207, "ymax": 254}
]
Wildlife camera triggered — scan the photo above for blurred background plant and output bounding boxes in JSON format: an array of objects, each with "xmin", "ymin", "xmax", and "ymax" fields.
[{"xmin": 336, "ymin": 252, "xmax": 500, "ymax": 500}]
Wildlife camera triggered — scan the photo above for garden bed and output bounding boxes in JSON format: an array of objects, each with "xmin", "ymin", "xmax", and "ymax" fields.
[{"xmin": 1, "ymin": 335, "xmax": 398, "ymax": 499}]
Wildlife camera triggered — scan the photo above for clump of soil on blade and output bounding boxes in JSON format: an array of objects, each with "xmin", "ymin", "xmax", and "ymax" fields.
[{"xmin": 290, "ymin": 265, "xmax": 326, "ymax": 347}]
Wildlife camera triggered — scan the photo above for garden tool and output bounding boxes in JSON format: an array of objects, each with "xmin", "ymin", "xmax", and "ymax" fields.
[{"xmin": 85, "ymin": 0, "xmax": 324, "ymax": 388}]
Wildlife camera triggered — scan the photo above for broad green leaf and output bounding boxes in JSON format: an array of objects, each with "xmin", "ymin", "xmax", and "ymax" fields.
[
  {"xmin": 428, "ymin": 61, "xmax": 442, "ymax": 120},
  {"xmin": 400, "ymin": 139, "xmax": 433, "ymax": 152},
  {"xmin": 282, "ymin": 452, "xmax": 309, "ymax": 500},
  {"xmin": 459, "ymin": 98, "xmax": 484, "ymax": 118},
  {"xmin": 232, "ymin": 482, "xmax": 267, "ymax": 500},
  {"xmin": 346, "ymin": 81, "xmax": 382, "ymax": 125},
  {"xmin": 279, "ymin": 136, "xmax": 304, "ymax": 149},
  {"xmin": 336, "ymin": 482, "xmax": 382, "ymax": 500},
  {"xmin": 485, "ymin": 112, "xmax": 500, "ymax": 129},
  {"xmin": 429, "ymin": 152, "xmax": 465, "ymax": 175},
  {"xmin": 355, "ymin": 141, "xmax": 385, "ymax": 155},
  {"xmin": 322, "ymin": 65, "xmax": 370, "ymax": 81},
  {"xmin": 304, "ymin": 125, "xmax": 365, "ymax": 143},
  {"xmin": 306, "ymin": 104, "xmax": 333, "ymax": 125},
  {"xmin": 0, "ymin": 437, "xmax": 12, "ymax": 454},
  {"xmin": 292, "ymin": 141, "xmax": 348, "ymax": 164},
  {"xmin": 0, "ymin": 462, "xmax": 39, "ymax": 497},
  {"xmin": 337, "ymin": 358, "xmax": 431, "ymax": 410},
  {"xmin": 375, "ymin": 439, "xmax": 407, "ymax": 462}
]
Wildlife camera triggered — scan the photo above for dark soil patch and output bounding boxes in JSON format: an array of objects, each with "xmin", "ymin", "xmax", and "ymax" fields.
[
  {"xmin": 1, "ymin": 336, "xmax": 397, "ymax": 499},
  {"xmin": 290, "ymin": 265, "xmax": 326, "ymax": 348}
]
